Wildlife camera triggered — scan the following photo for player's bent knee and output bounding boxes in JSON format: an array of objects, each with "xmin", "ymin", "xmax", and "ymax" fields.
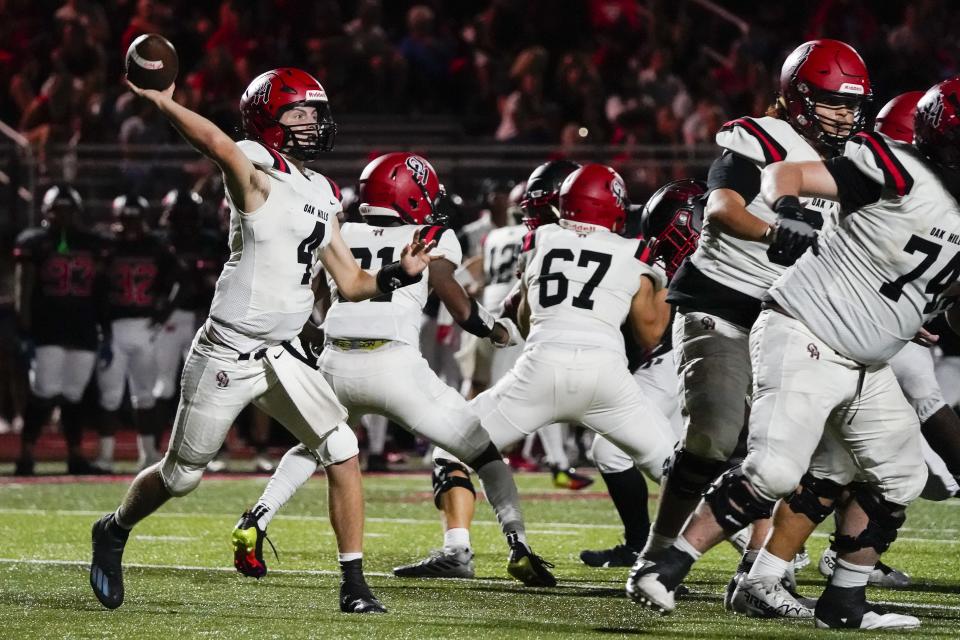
[
  {"xmin": 432, "ymin": 458, "xmax": 476, "ymax": 509},
  {"xmin": 832, "ymin": 484, "xmax": 908, "ymax": 555},
  {"xmin": 591, "ymin": 437, "xmax": 634, "ymax": 474},
  {"xmin": 704, "ymin": 466, "xmax": 776, "ymax": 535},
  {"xmin": 784, "ymin": 472, "xmax": 842, "ymax": 524},
  {"xmin": 742, "ymin": 456, "xmax": 806, "ymax": 501},
  {"xmin": 663, "ymin": 446, "xmax": 728, "ymax": 499},
  {"xmin": 159, "ymin": 455, "xmax": 205, "ymax": 497}
]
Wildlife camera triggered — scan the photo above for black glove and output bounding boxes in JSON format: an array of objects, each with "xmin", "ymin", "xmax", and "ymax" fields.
[{"xmin": 766, "ymin": 196, "xmax": 819, "ymax": 267}]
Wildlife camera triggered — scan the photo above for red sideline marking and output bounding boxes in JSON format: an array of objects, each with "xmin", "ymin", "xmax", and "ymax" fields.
[{"xmin": 856, "ymin": 132, "xmax": 909, "ymax": 196}]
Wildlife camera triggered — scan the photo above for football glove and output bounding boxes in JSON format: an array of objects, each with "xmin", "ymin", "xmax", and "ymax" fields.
[{"xmin": 766, "ymin": 196, "xmax": 819, "ymax": 267}]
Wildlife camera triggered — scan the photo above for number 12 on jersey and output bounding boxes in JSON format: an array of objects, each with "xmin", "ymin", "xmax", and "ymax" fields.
[{"xmin": 538, "ymin": 248, "xmax": 612, "ymax": 309}]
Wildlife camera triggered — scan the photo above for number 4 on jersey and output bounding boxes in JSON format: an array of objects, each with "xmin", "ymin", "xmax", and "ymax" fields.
[{"xmin": 297, "ymin": 222, "xmax": 326, "ymax": 285}]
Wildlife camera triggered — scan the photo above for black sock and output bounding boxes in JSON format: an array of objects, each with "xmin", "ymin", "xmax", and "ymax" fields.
[
  {"xmin": 60, "ymin": 402, "xmax": 85, "ymax": 449},
  {"xmin": 340, "ymin": 558, "xmax": 365, "ymax": 583},
  {"xmin": 600, "ymin": 467, "xmax": 650, "ymax": 549},
  {"xmin": 922, "ymin": 405, "xmax": 960, "ymax": 476}
]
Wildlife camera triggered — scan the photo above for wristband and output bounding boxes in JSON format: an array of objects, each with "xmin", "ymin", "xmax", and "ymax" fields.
[
  {"xmin": 375, "ymin": 261, "xmax": 422, "ymax": 293},
  {"xmin": 460, "ymin": 298, "xmax": 496, "ymax": 338}
]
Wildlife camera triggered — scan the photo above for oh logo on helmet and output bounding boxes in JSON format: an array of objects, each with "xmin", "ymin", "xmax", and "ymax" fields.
[
  {"xmin": 610, "ymin": 176, "xmax": 626, "ymax": 209},
  {"xmin": 405, "ymin": 156, "xmax": 429, "ymax": 186},
  {"xmin": 250, "ymin": 80, "xmax": 272, "ymax": 106}
]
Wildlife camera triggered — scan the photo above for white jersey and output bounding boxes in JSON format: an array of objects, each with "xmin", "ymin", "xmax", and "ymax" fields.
[
  {"xmin": 208, "ymin": 141, "xmax": 338, "ymax": 353},
  {"xmin": 461, "ymin": 212, "xmax": 493, "ymax": 258},
  {"xmin": 324, "ymin": 223, "xmax": 462, "ymax": 345},
  {"xmin": 691, "ymin": 116, "xmax": 839, "ymax": 299},
  {"xmin": 770, "ymin": 132, "xmax": 960, "ymax": 365},
  {"xmin": 523, "ymin": 223, "xmax": 667, "ymax": 354},
  {"xmin": 482, "ymin": 223, "xmax": 527, "ymax": 309}
]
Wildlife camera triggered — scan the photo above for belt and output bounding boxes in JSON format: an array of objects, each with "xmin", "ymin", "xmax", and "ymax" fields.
[
  {"xmin": 238, "ymin": 348, "xmax": 267, "ymax": 361},
  {"xmin": 327, "ymin": 337, "xmax": 393, "ymax": 351}
]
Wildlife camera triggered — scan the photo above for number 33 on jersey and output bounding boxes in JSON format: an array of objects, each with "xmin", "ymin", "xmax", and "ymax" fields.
[{"xmin": 522, "ymin": 224, "xmax": 667, "ymax": 353}]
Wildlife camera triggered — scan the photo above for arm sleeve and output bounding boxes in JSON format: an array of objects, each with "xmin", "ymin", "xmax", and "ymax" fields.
[
  {"xmin": 823, "ymin": 156, "xmax": 884, "ymax": 213},
  {"xmin": 706, "ymin": 150, "xmax": 762, "ymax": 202}
]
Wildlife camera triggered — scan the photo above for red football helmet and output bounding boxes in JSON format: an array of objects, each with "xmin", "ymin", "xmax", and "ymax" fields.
[
  {"xmin": 875, "ymin": 91, "xmax": 924, "ymax": 143},
  {"xmin": 780, "ymin": 39, "xmax": 872, "ymax": 149},
  {"xmin": 639, "ymin": 179, "xmax": 706, "ymax": 280},
  {"xmin": 915, "ymin": 77, "xmax": 960, "ymax": 171},
  {"xmin": 558, "ymin": 164, "xmax": 628, "ymax": 233},
  {"xmin": 239, "ymin": 68, "xmax": 337, "ymax": 161},
  {"xmin": 358, "ymin": 152, "xmax": 450, "ymax": 225},
  {"xmin": 521, "ymin": 159, "xmax": 581, "ymax": 230}
]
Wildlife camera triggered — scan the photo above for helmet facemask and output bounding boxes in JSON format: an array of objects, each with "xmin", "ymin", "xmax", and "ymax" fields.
[
  {"xmin": 795, "ymin": 88, "xmax": 870, "ymax": 151},
  {"xmin": 276, "ymin": 101, "xmax": 337, "ymax": 160},
  {"xmin": 519, "ymin": 193, "xmax": 560, "ymax": 230}
]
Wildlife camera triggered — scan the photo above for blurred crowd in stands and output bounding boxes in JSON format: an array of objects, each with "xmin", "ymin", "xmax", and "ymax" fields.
[{"xmin": 2, "ymin": 0, "xmax": 958, "ymax": 151}]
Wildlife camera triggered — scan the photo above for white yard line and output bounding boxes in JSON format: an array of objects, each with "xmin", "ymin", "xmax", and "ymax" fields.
[
  {"xmin": 2, "ymin": 507, "xmax": 958, "ymax": 544},
  {"xmin": 2, "ymin": 558, "xmax": 958, "ymax": 613}
]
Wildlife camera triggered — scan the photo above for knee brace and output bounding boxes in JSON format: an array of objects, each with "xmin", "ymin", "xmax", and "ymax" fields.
[
  {"xmin": 784, "ymin": 473, "xmax": 842, "ymax": 524},
  {"xmin": 432, "ymin": 458, "xmax": 477, "ymax": 509},
  {"xmin": 704, "ymin": 465, "xmax": 775, "ymax": 535},
  {"xmin": 663, "ymin": 447, "xmax": 728, "ymax": 499},
  {"xmin": 159, "ymin": 455, "xmax": 204, "ymax": 497},
  {"xmin": 831, "ymin": 483, "xmax": 907, "ymax": 555}
]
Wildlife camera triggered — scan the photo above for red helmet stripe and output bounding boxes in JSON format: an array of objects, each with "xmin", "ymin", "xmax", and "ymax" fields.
[
  {"xmin": 723, "ymin": 118, "xmax": 786, "ymax": 163},
  {"xmin": 853, "ymin": 132, "xmax": 914, "ymax": 196}
]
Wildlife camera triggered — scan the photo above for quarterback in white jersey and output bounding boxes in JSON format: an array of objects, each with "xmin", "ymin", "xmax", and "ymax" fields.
[
  {"xmin": 90, "ymin": 68, "xmax": 437, "ymax": 615},
  {"xmin": 640, "ymin": 42, "xmax": 871, "ymax": 606},
  {"xmin": 470, "ymin": 164, "xmax": 675, "ymax": 483},
  {"xmin": 242, "ymin": 152, "xmax": 556, "ymax": 588}
]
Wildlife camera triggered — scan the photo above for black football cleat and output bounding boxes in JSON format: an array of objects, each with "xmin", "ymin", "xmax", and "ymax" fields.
[
  {"xmin": 68, "ymin": 457, "xmax": 111, "ymax": 475},
  {"xmin": 815, "ymin": 584, "xmax": 919, "ymax": 629},
  {"xmin": 579, "ymin": 543, "xmax": 640, "ymax": 568},
  {"xmin": 13, "ymin": 457, "xmax": 35, "ymax": 476},
  {"xmin": 340, "ymin": 580, "xmax": 387, "ymax": 613},
  {"xmin": 89, "ymin": 513, "xmax": 129, "ymax": 609},
  {"xmin": 507, "ymin": 536, "xmax": 557, "ymax": 587},
  {"xmin": 626, "ymin": 547, "xmax": 694, "ymax": 614}
]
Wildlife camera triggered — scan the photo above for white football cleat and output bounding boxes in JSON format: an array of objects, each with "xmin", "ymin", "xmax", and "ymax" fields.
[
  {"xmin": 816, "ymin": 608, "xmax": 920, "ymax": 630},
  {"xmin": 730, "ymin": 575, "xmax": 814, "ymax": 618}
]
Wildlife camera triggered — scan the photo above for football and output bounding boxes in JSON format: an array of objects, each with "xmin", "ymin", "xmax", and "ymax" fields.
[{"xmin": 125, "ymin": 33, "xmax": 178, "ymax": 91}]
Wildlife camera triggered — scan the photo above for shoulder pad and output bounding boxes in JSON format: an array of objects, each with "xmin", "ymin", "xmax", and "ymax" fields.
[
  {"xmin": 845, "ymin": 132, "xmax": 915, "ymax": 197},
  {"xmin": 415, "ymin": 225, "xmax": 447, "ymax": 246},
  {"xmin": 717, "ymin": 116, "xmax": 789, "ymax": 165},
  {"xmin": 237, "ymin": 140, "xmax": 292, "ymax": 174}
]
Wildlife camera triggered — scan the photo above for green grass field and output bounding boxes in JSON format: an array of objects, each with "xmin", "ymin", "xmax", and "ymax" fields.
[{"xmin": 1, "ymin": 469, "xmax": 958, "ymax": 639}]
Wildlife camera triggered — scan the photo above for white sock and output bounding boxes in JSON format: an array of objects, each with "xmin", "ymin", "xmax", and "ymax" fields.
[
  {"xmin": 97, "ymin": 436, "xmax": 115, "ymax": 467},
  {"xmin": 747, "ymin": 548, "xmax": 790, "ymax": 580},
  {"xmin": 338, "ymin": 552, "xmax": 363, "ymax": 563},
  {"xmin": 365, "ymin": 414, "xmax": 388, "ymax": 455},
  {"xmin": 538, "ymin": 423, "xmax": 570, "ymax": 469},
  {"xmin": 674, "ymin": 535, "xmax": 703, "ymax": 562},
  {"xmin": 642, "ymin": 532, "xmax": 676, "ymax": 557},
  {"xmin": 475, "ymin": 459, "xmax": 527, "ymax": 546},
  {"xmin": 831, "ymin": 557, "xmax": 872, "ymax": 588},
  {"xmin": 255, "ymin": 444, "xmax": 319, "ymax": 529},
  {"xmin": 444, "ymin": 527, "xmax": 471, "ymax": 551}
]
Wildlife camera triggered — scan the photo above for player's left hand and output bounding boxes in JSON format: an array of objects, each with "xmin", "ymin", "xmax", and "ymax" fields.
[
  {"xmin": 400, "ymin": 239, "xmax": 441, "ymax": 276},
  {"xmin": 913, "ymin": 327, "xmax": 939, "ymax": 347},
  {"xmin": 767, "ymin": 196, "xmax": 819, "ymax": 267},
  {"xmin": 491, "ymin": 318, "xmax": 522, "ymax": 348}
]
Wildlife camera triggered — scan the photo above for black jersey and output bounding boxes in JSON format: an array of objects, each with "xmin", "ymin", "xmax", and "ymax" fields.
[
  {"xmin": 13, "ymin": 226, "xmax": 109, "ymax": 349},
  {"xmin": 160, "ymin": 229, "xmax": 226, "ymax": 312},
  {"xmin": 104, "ymin": 233, "xmax": 180, "ymax": 320}
]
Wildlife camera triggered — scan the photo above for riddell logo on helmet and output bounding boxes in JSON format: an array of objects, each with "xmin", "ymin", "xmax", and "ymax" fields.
[
  {"xmin": 250, "ymin": 81, "xmax": 271, "ymax": 105},
  {"xmin": 305, "ymin": 89, "xmax": 326, "ymax": 101},
  {"xmin": 839, "ymin": 82, "xmax": 865, "ymax": 95},
  {"xmin": 405, "ymin": 156, "xmax": 429, "ymax": 185}
]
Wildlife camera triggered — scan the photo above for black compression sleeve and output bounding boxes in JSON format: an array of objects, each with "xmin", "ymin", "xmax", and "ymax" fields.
[
  {"xmin": 824, "ymin": 157, "xmax": 883, "ymax": 213},
  {"xmin": 707, "ymin": 151, "xmax": 761, "ymax": 202}
]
